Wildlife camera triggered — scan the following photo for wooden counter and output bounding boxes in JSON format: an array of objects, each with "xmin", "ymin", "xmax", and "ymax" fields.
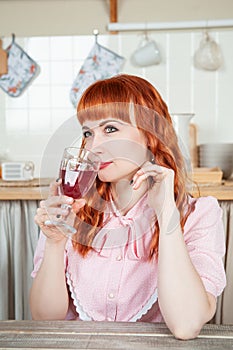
[
  {"xmin": 0, "ymin": 178, "xmax": 51, "ymax": 200},
  {"xmin": 0, "ymin": 180, "xmax": 233, "ymax": 201},
  {"xmin": 0, "ymin": 186, "xmax": 49, "ymax": 200},
  {"xmin": 0, "ymin": 320, "xmax": 233, "ymax": 350}
]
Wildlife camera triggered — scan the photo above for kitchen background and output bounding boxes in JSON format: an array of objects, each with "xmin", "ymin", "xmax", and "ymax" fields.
[
  {"xmin": 0, "ymin": 0, "xmax": 233, "ymax": 323},
  {"xmin": 0, "ymin": 0, "xmax": 233, "ymax": 178}
]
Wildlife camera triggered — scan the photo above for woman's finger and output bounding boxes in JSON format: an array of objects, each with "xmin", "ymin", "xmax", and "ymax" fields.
[
  {"xmin": 133, "ymin": 171, "xmax": 164, "ymax": 190},
  {"xmin": 35, "ymin": 213, "xmax": 48, "ymax": 226},
  {"xmin": 40, "ymin": 195, "xmax": 74, "ymax": 209},
  {"xmin": 36, "ymin": 206, "xmax": 69, "ymax": 217},
  {"xmin": 71, "ymin": 199, "xmax": 86, "ymax": 214},
  {"xmin": 48, "ymin": 178, "xmax": 62, "ymax": 197},
  {"xmin": 132, "ymin": 163, "xmax": 165, "ymax": 188},
  {"xmin": 140, "ymin": 161, "xmax": 164, "ymax": 173},
  {"xmin": 35, "ymin": 213, "xmax": 66, "ymax": 225}
]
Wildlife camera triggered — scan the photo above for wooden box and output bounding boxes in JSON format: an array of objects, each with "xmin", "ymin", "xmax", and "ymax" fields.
[{"xmin": 190, "ymin": 167, "xmax": 223, "ymax": 184}]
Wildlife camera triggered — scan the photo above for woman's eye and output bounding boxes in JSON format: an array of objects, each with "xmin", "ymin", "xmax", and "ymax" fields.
[
  {"xmin": 83, "ymin": 130, "xmax": 92, "ymax": 138},
  {"xmin": 104, "ymin": 125, "xmax": 118, "ymax": 134}
]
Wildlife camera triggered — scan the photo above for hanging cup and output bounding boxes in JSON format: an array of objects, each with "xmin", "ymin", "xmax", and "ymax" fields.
[{"xmin": 131, "ymin": 36, "xmax": 161, "ymax": 67}]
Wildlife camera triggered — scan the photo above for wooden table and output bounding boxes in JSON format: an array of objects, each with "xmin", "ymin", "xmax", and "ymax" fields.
[{"xmin": 0, "ymin": 321, "xmax": 233, "ymax": 350}]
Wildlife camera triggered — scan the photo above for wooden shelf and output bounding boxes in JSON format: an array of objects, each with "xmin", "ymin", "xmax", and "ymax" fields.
[{"xmin": 190, "ymin": 181, "xmax": 233, "ymax": 200}]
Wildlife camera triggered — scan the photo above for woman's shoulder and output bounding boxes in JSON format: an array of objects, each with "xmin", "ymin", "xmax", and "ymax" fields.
[
  {"xmin": 184, "ymin": 195, "xmax": 222, "ymax": 233},
  {"xmin": 188, "ymin": 195, "xmax": 221, "ymax": 218}
]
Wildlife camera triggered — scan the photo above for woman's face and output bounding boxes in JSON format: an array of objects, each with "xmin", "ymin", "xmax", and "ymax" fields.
[{"xmin": 82, "ymin": 118, "xmax": 149, "ymax": 183}]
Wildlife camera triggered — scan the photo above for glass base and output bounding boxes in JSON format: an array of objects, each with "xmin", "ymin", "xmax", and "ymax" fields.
[{"xmin": 44, "ymin": 220, "xmax": 76, "ymax": 235}]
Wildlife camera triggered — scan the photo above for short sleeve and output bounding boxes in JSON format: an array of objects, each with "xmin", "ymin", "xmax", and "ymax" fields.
[
  {"xmin": 31, "ymin": 230, "xmax": 47, "ymax": 278},
  {"xmin": 184, "ymin": 196, "xmax": 226, "ymax": 298}
]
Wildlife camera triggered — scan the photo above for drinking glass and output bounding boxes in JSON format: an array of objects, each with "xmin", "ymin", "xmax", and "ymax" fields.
[{"xmin": 45, "ymin": 147, "xmax": 100, "ymax": 235}]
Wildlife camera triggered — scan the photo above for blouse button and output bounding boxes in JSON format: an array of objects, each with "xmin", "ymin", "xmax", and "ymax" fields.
[
  {"xmin": 108, "ymin": 292, "xmax": 115, "ymax": 299},
  {"xmin": 116, "ymin": 255, "xmax": 122, "ymax": 261}
]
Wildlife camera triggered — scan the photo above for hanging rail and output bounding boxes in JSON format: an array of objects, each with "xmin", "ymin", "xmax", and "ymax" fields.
[{"xmin": 107, "ymin": 19, "xmax": 233, "ymax": 32}]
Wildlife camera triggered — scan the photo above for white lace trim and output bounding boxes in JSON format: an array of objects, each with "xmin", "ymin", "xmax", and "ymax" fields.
[
  {"xmin": 66, "ymin": 271, "xmax": 92, "ymax": 321},
  {"xmin": 67, "ymin": 270, "xmax": 157, "ymax": 322},
  {"xmin": 128, "ymin": 289, "xmax": 158, "ymax": 322}
]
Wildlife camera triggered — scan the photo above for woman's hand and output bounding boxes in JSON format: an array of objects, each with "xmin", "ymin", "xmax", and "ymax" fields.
[
  {"xmin": 132, "ymin": 161, "xmax": 179, "ymax": 227},
  {"xmin": 34, "ymin": 179, "xmax": 86, "ymax": 244}
]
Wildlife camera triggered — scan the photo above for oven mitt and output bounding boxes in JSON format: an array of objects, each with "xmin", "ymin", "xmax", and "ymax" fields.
[
  {"xmin": 70, "ymin": 42, "xmax": 125, "ymax": 108},
  {"xmin": 0, "ymin": 34, "xmax": 40, "ymax": 97}
]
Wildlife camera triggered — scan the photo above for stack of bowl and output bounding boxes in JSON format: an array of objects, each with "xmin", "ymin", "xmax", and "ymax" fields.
[{"xmin": 199, "ymin": 143, "xmax": 233, "ymax": 179}]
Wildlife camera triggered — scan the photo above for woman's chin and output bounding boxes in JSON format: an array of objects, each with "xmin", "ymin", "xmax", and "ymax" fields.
[
  {"xmin": 97, "ymin": 172, "xmax": 111, "ymax": 183},
  {"xmin": 97, "ymin": 167, "xmax": 138, "ymax": 184}
]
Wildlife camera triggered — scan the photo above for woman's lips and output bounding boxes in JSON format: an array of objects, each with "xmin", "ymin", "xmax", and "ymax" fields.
[{"xmin": 100, "ymin": 162, "xmax": 113, "ymax": 170}]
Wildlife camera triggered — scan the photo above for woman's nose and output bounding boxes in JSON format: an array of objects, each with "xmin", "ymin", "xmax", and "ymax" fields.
[{"xmin": 89, "ymin": 134, "xmax": 104, "ymax": 154}]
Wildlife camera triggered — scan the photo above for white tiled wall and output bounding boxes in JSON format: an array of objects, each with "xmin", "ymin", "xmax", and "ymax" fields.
[{"xmin": 0, "ymin": 31, "xmax": 232, "ymax": 177}]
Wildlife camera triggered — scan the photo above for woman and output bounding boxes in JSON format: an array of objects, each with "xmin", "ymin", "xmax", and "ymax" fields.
[{"xmin": 30, "ymin": 74, "xmax": 226, "ymax": 340}]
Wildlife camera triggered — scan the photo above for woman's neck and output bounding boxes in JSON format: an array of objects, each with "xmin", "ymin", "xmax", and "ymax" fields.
[{"xmin": 110, "ymin": 178, "xmax": 148, "ymax": 216}]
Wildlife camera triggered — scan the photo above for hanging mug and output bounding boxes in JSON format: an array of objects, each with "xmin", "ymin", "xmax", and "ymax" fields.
[{"xmin": 131, "ymin": 36, "xmax": 161, "ymax": 67}]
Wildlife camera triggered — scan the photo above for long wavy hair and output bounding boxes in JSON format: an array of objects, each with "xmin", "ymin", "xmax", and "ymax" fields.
[{"xmin": 73, "ymin": 74, "xmax": 193, "ymax": 259}]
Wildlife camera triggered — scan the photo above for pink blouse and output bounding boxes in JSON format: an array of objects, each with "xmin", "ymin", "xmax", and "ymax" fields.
[{"xmin": 31, "ymin": 195, "xmax": 226, "ymax": 322}]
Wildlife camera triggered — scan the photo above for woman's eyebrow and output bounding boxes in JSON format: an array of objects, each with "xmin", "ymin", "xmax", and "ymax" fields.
[
  {"xmin": 99, "ymin": 119, "xmax": 125, "ymax": 127},
  {"xmin": 82, "ymin": 119, "xmax": 126, "ymax": 130}
]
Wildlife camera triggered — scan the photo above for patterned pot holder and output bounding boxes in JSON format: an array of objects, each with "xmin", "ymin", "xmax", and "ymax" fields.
[
  {"xmin": 70, "ymin": 41, "xmax": 125, "ymax": 108},
  {"xmin": 0, "ymin": 34, "xmax": 40, "ymax": 97}
]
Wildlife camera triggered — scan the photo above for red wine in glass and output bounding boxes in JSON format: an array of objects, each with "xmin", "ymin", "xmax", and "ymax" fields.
[{"xmin": 60, "ymin": 168, "xmax": 98, "ymax": 199}]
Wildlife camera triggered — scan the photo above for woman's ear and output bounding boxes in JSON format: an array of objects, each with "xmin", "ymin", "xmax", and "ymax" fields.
[{"xmin": 146, "ymin": 146, "xmax": 154, "ymax": 163}]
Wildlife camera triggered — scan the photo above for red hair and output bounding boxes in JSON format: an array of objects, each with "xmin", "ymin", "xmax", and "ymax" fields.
[{"xmin": 73, "ymin": 74, "xmax": 193, "ymax": 259}]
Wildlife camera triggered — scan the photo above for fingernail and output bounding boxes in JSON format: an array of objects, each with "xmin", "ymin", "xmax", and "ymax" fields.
[
  {"xmin": 56, "ymin": 214, "xmax": 61, "ymax": 218},
  {"xmin": 67, "ymin": 197, "xmax": 74, "ymax": 203},
  {"xmin": 56, "ymin": 178, "xmax": 60, "ymax": 182},
  {"xmin": 130, "ymin": 179, "xmax": 134, "ymax": 185}
]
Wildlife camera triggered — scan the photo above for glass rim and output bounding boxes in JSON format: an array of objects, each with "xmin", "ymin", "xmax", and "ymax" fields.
[{"xmin": 63, "ymin": 146, "xmax": 101, "ymax": 162}]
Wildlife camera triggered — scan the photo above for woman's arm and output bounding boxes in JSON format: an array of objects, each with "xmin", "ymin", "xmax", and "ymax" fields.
[
  {"xmin": 157, "ymin": 206, "xmax": 216, "ymax": 340},
  {"xmin": 132, "ymin": 163, "xmax": 217, "ymax": 339},
  {"xmin": 30, "ymin": 179, "xmax": 86, "ymax": 320},
  {"xmin": 30, "ymin": 239, "xmax": 69, "ymax": 320}
]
